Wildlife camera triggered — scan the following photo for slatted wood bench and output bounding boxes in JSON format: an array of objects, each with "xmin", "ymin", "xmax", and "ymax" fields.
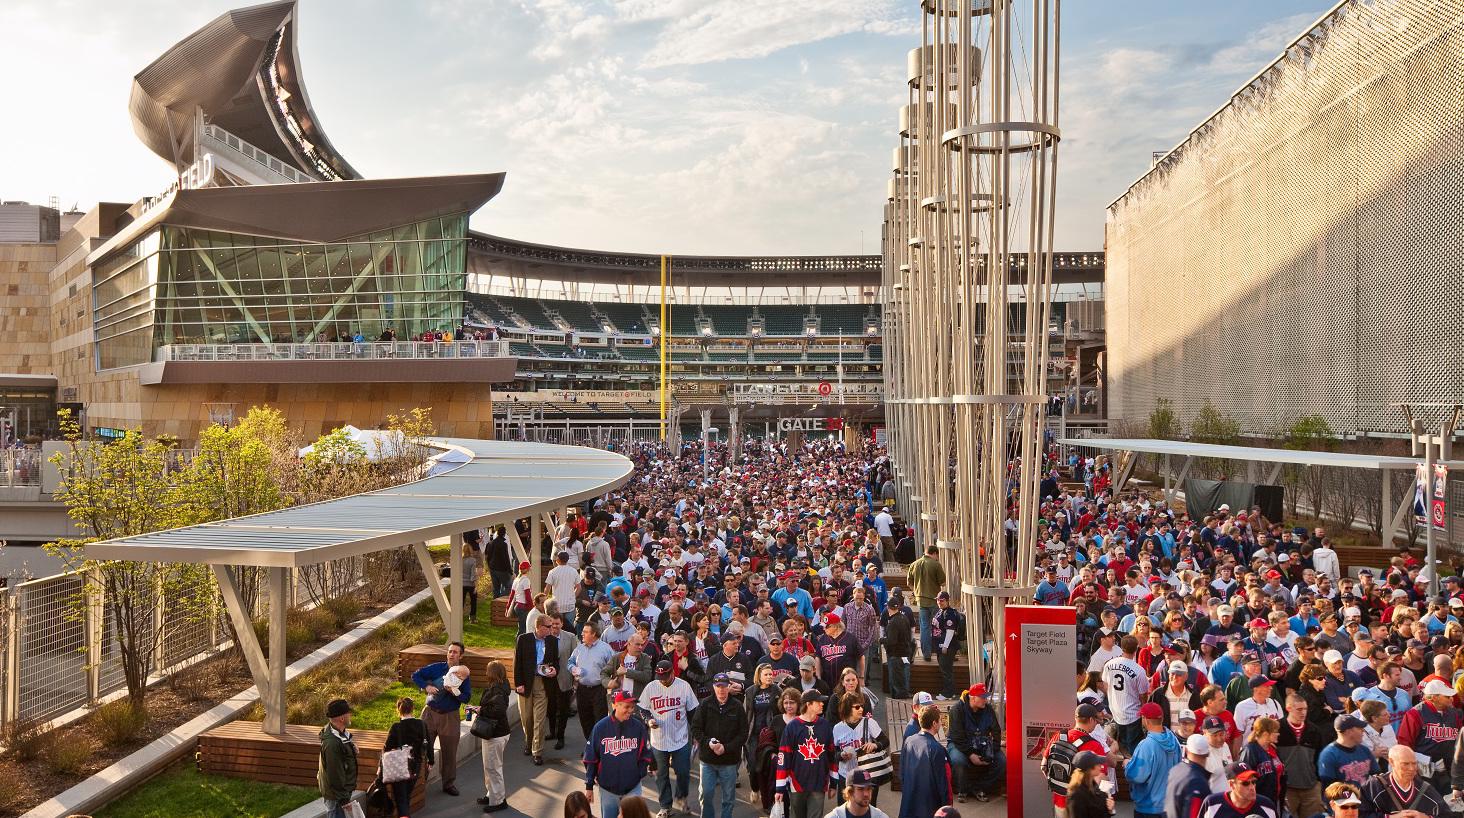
[
  {"xmin": 197, "ymin": 721, "xmax": 426, "ymax": 809},
  {"xmin": 885, "ymin": 696, "xmax": 954, "ymax": 792},
  {"xmin": 397, "ymin": 644, "xmax": 516, "ymax": 686}
]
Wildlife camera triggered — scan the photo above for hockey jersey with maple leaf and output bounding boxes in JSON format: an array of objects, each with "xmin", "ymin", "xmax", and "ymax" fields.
[{"xmin": 776, "ymin": 716, "xmax": 838, "ymax": 793}]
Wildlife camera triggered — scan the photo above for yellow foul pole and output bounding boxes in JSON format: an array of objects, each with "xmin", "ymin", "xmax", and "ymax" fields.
[{"xmin": 659, "ymin": 254, "xmax": 670, "ymax": 439}]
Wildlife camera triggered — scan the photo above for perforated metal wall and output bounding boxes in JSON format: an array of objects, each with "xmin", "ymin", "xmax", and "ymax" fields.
[{"xmin": 1106, "ymin": 0, "xmax": 1464, "ymax": 436}]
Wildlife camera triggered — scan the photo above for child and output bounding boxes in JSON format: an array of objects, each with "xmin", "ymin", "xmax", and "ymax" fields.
[{"xmin": 440, "ymin": 665, "xmax": 471, "ymax": 697}]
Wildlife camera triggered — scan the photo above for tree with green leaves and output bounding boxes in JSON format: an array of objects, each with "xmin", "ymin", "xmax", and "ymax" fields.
[
  {"xmin": 1147, "ymin": 398, "xmax": 1181, "ymax": 440},
  {"xmin": 45, "ymin": 411, "xmax": 213, "ymax": 711},
  {"xmin": 1190, "ymin": 401, "xmax": 1242, "ymax": 479}
]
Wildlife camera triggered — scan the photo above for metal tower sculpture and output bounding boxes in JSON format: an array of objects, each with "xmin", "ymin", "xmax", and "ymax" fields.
[{"xmin": 884, "ymin": 0, "xmax": 1061, "ymax": 693}]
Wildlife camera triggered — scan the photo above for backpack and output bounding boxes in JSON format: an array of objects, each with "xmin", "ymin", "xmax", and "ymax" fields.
[{"xmin": 1041, "ymin": 731, "xmax": 1089, "ymax": 794}]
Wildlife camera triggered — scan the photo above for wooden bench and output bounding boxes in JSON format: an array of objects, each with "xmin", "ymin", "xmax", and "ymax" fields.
[
  {"xmin": 885, "ymin": 697, "xmax": 954, "ymax": 792},
  {"xmin": 397, "ymin": 644, "xmax": 516, "ymax": 686},
  {"xmin": 197, "ymin": 721, "xmax": 426, "ymax": 809}
]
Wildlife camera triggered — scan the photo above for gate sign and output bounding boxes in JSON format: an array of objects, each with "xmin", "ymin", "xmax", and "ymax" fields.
[
  {"xmin": 776, "ymin": 417, "xmax": 839, "ymax": 433},
  {"xmin": 1006, "ymin": 605, "xmax": 1076, "ymax": 818},
  {"xmin": 817, "ymin": 381, "xmax": 833, "ymax": 397}
]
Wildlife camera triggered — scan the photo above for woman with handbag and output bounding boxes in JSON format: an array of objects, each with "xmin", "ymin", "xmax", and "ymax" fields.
[
  {"xmin": 470, "ymin": 660, "xmax": 513, "ymax": 813},
  {"xmin": 382, "ymin": 696, "xmax": 432, "ymax": 818},
  {"xmin": 831, "ymin": 697, "xmax": 890, "ymax": 806}
]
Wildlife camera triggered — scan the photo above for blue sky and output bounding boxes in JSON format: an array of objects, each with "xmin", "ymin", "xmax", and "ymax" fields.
[{"xmin": 0, "ymin": 0, "xmax": 1334, "ymax": 254}]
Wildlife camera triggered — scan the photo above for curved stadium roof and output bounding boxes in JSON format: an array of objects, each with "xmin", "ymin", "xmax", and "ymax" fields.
[{"xmin": 129, "ymin": 0, "xmax": 359, "ymax": 181}]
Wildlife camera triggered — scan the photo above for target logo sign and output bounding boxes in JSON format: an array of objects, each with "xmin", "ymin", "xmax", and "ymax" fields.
[{"xmin": 817, "ymin": 381, "xmax": 832, "ymax": 397}]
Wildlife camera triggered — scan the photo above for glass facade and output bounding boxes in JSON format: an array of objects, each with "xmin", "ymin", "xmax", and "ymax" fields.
[{"xmin": 92, "ymin": 215, "xmax": 469, "ymax": 369}]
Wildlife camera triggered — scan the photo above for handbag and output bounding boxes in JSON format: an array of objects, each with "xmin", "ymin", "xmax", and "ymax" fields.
[
  {"xmin": 379, "ymin": 745, "xmax": 413, "ymax": 783},
  {"xmin": 854, "ymin": 717, "xmax": 892, "ymax": 786},
  {"xmin": 470, "ymin": 707, "xmax": 501, "ymax": 740},
  {"xmin": 363, "ymin": 777, "xmax": 394, "ymax": 818}
]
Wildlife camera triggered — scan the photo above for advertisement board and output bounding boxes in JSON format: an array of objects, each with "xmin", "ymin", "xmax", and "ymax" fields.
[{"xmin": 1004, "ymin": 605, "xmax": 1076, "ymax": 817}]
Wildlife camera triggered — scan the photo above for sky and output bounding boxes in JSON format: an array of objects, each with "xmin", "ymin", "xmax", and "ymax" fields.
[{"xmin": 0, "ymin": 0, "xmax": 1335, "ymax": 255}]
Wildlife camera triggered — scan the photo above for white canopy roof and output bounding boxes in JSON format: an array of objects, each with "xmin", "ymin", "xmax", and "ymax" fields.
[
  {"xmin": 1058, "ymin": 437, "xmax": 1464, "ymax": 471},
  {"xmin": 86, "ymin": 439, "xmax": 633, "ymax": 568}
]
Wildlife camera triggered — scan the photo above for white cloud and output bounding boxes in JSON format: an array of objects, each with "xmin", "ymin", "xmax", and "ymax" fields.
[{"xmin": 640, "ymin": 0, "xmax": 915, "ymax": 68}]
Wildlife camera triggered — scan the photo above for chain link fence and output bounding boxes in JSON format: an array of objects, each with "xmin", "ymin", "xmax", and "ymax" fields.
[{"xmin": 0, "ymin": 558, "xmax": 363, "ymax": 732}]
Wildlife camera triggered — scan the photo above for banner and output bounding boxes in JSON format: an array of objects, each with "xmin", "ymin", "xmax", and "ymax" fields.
[
  {"xmin": 1005, "ymin": 605, "xmax": 1076, "ymax": 818},
  {"xmin": 1433, "ymin": 464, "xmax": 1449, "ymax": 532}
]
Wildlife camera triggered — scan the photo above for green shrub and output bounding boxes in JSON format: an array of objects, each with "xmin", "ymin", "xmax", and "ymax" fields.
[
  {"xmin": 95, "ymin": 700, "xmax": 148, "ymax": 748},
  {"xmin": 322, "ymin": 595, "xmax": 363, "ymax": 629},
  {"xmin": 44, "ymin": 734, "xmax": 93, "ymax": 775}
]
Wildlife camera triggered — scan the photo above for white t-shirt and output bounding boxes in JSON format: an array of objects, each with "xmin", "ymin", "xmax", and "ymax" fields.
[
  {"xmin": 874, "ymin": 512, "xmax": 894, "ymax": 538},
  {"xmin": 639, "ymin": 677, "xmax": 698, "ymax": 751},
  {"xmin": 1102, "ymin": 656, "xmax": 1151, "ymax": 724},
  {"xmin": 1088, "ymin": 644, "xmax": 1122, "ymax": 673},
  {"xmin": 546, "ymin": 564, "xmax": 580, "ymax": 609},
  {"xmin": 510, "ymin": 574, "xmax": 532, "ymax": 609},
  {"xmin": 1203, "ymin": 743, "xmax": 1233, "ymax": 792},
  {"xmin": 1233, "ymin": 696, "xmax": 1283, "ymax": 738}
]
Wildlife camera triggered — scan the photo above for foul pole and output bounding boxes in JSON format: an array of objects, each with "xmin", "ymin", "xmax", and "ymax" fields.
[{"xmin": 659, "ymin": 255, "xmax": 671, "ymax": 439}]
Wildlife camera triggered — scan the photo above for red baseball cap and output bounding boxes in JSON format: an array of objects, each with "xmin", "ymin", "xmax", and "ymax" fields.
[
  {"xmin": 825, "ymin": 613, "xmax": 841, "ymax": 625},
  {"xmin": 519, "ymin": 561, "xmax": 531, "ymax": 570},
  {"xmin": 1138, "ymin": 702, "xmax": 1164, "ymax": 720},
  {"xmin": 967, "ymin": 684, "xmax": 988, "ymax": 698}
]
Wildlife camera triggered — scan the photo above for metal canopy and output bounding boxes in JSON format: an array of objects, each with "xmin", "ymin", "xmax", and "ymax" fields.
[
  {"xmin": 85, "ymin": 438, "xmax": 633, "ymax": 568},
  {"xmin": 1058, "ymin": 437, "xmax": 1464, "ymax": 471}
]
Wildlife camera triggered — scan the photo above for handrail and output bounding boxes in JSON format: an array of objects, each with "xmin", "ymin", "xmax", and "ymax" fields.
[{"xmin": 156, "ymin": 340, "xmax": 511, "ymax": 362}]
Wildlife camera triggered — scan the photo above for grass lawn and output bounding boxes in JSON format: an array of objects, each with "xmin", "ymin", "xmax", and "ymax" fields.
[
  {"xmin": 95, "ymin": 762, "xmax": 315, "ymax": 818},
  {"xmin": 462, "ymin": 619, "xmax": 516, "ymax": 650},
  {"xmin": 349, "ymin": 681, "xmax": 425, "ymax": 731}
]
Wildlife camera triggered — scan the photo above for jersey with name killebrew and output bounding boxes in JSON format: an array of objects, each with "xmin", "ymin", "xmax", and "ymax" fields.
[{"xmin": 1102, "ymin": 656, "xmax": 1151, "ymax": 724}]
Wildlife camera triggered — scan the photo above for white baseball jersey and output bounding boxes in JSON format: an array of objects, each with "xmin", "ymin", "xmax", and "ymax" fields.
[
  {"xmin": 1233, "ymin": 696, "xmax": 1284, "ymax": 738},
  {"xmin": 638, "ymin": 677, "xmax": 698, "ymax": 751},
  {"xmin": 1102, "ymin": 656, "xmax": 1151, "ymax": 724}
]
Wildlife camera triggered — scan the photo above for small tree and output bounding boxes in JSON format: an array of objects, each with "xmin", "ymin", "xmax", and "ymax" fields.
[
  {"xmin": 1190, "ymin": 401, "xmax": 1242, "ymax": 479},
  {"xmin": 45, "ymin": 411, "xmax": 211, "ymax": 711},
  {"xmin": 1281, "ymin": 414, "xmax": 1334, "ymax": 519},
  {"xmin": 1147, "ymin": 398, "xmax": 1181, "ymax": 440}
]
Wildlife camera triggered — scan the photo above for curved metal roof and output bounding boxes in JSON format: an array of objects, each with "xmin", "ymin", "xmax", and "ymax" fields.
[
  {"xmin": 129, "ymin": 0, "xmax": 360, "ymax": 180},
  {"xmin": 85, "ymin": 439, "xmax": 633, "ymax": 568}
]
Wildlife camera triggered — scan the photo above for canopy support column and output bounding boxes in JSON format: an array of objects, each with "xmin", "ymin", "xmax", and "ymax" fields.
[
  {"xmin": 413, "ymin": 542, "xmax": 454, "ymax": 637},
  {"xmin": 1265, "ymin": 463, "xmax": 1284, "ymax": 485},
  {"xmin": 529, "ymin": 515, "xmax": 543, "ymax": 592},
  {"xmin": 506, "ymin": 524, "xmax": 528, "ymax": 566},
  {"xmin": 447, "ymin": 533, "xmax": 464, "ymax": 644},
  {"xmin": 266, "ymin": 567, "xmax": 287, "ymax": 734},
  {"xmin": 212, "ymin": 564, "xmax": 285, "ymax": 734},
  {"xmin": 1165, "ymin": 456, "xmax": 1195, "ymax": 505},
  {"xmin": 1384, "ymin": 470, "xmax": 1415, "ymax": 547}
]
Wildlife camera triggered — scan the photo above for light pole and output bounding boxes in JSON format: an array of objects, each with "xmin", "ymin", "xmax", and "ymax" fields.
[{"xmin": 1398, "ymin": 403, "xmax": 1461, "ymax": 596}]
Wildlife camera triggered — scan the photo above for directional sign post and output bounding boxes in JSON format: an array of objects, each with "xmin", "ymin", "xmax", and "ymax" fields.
[{"xmin": 1005, "ymin": 604, "xmax": 1076, "ymax": 817}]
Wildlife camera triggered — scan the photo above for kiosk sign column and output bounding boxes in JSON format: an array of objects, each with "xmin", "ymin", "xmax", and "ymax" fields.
[{"xmin": 1004, "ymin": 604, "xmax": 1076, "ymax": 816}]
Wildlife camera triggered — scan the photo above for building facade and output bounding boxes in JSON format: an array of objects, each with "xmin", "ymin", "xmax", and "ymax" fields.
[{"xmin": 1106, "ymin": 0, "xmax": 1464, "ymax": 437}]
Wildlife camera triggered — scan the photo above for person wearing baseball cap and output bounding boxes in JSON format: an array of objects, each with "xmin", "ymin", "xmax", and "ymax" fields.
[
  {"xmin": 1124, "ymin": 701, "xmax": 1181, "ymax": 817},
  {"xmin": 930, "ymin": 590, "xmax": 962, "ymax": 699},
  {"xmin": 1396, "ymin": 678, "xmax": 1463, "ymax": 795},
  {"xmin": 833, "ymin": 770, "xmax": 889, "ymax": 818},
  {"xmin": 689, "ymin": 673, "xmax": 748, "ymax": 818},
  {"xmin": 901, "ymin": 692, "xmax": 936, "ymax": 742},
  {"xmin": 318, "ymin": 698, "xmax": 357, "ymax": 814},
  {"xmin": 814, "ymin": 612, "xmax": 860, "ymax": 689},
  {"xmin": 1234, "ymin": 674, "xmax": 1283, "ymax": 738},
  {"xmin": 1199, "ymin": 762, "xmax": 1273, "ymax": 815},
  {"xmin": 1167, "ymin": 733, "xmax": 1213, "ymax": 818},
  {"xmin": 1316, "ymin": 714, "xmax": 1376, "ymax": 795},
  {"xmin": 584, "ymin": 690, "xmax": 654, "ymax": 818},
  {"xmin": 1046, "ymin": 703, "xmax": 1111, "ymax": 814},
  {"xmin": 900, "ymin": 704, "xmax": 953, "ymax": 818},
  {"xmin": 775, "ymin": 690, "xmax": 837, "ymax": 818},
  {"xmin": 640, "ymin": 659, "xmax": 698, "ymax": 818},
  {"xmin": 947, "ymin": 684, "xmax": 1003, "ymax": 803},
  {"xmin": 1146, "ymin": 660, "xmax": 1202, "ymax": 731},
  {"xmin": 509, "ymin": 560, "xmax": 535, "ymax": 632}
]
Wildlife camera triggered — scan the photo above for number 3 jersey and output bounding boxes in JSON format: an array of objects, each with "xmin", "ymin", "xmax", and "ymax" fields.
[
  {"xmin": 776, "ymin": 716, "xmax": 838, "ymax": 794},
  {"xmin": 638, "ymin": 677, "xmax": 698, "ymax": 751}
]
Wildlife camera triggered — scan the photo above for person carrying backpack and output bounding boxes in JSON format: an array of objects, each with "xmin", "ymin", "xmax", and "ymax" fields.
[{"xmin": 1044, "ymin": 703, "xmax": 1110, "ymax": 817}]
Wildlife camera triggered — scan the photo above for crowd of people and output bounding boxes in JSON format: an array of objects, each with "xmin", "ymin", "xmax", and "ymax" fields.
[
  {"xmin": 320, "ymin": 436, "xmax": 1000, "ymax": 818},
  {"xmin": 318, "ymin": 434, "xmax": 1464, "ymax": 818},
  {"xmin": 1042, "ymin": 469, "xmax": 1464, "ymax": 818}
]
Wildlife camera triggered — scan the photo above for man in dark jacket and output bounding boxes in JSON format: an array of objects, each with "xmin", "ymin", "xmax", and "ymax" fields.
[
  {"xmin": 899, "ymin": 706, "xmax": 952, "ymax": 818},
  {"xmin": 585, "ymin": 691, "xmax": 656, "ymax": 818},
  {"xmin": 946, "ymin": 684, "xmax": 1004, "ymax": 802},
  {"xmin": 883, "ymin": 595, "xmax": 914, "ymax": 699},
  {"xmin": 514, "ymin": 617, "xmax": 561, "ymax": 764},
  {"xmin": 690, "ymin": 673, "xmax": 750, "ymax": 818},
  {"xmin": 1165, "ymin": 733, "xmax": 1213, "ymax": 818},
  {"xmin": 317, "ymin": 698, "xmax": 358, "ymax": 818},
  {"xmin": 704, "ymin": 630, "xmax": 756, "ymax": 700}
]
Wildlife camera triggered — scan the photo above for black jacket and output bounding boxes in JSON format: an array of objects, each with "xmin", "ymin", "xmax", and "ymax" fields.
[
  {"xmin": 384, "ymin": 716, "xmax": 433, "ymax": 776},
  {"xmin": 514, "ymin": 632, "xmax": 560, "ymax": 692},
  {"xmin": 476, "ymin": 681, "xmax": 512, "ymax": 739},
  {"xmin": 704, "ymin": 649, "xmax": 757, "ymax": 697},
  {"xmin": 1066, "ymin": 782, "xmax": 1112, "ymax": 818},
  {"xmin": 884, "ymin": 610, "xmax": 914, "ymax": 659},
  {"xmin": 780, "ymin": 675, "xmax": 831, "ymax": 699},
  {"xmin": 947, "ymin": 698, "xmax": 1001, "ymax": 760},
  {"xmin": 689, "ymin": 694, "xmax": 749, "ymax": 765}
]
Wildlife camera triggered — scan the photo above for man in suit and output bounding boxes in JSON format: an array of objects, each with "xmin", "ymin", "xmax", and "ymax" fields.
[{"xmin": 515, "ymin": 613, "xmax": 561, "ymax": 764}]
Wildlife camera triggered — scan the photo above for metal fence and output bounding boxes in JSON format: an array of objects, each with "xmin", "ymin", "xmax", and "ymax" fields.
[
  {"xmin": 1105, "ymin": 0, "xmax": 1464, "ymax": 437},
  {"xmin": 157, "ymin": 340, "xmax": 510, "ymax": 362},
  {"xmin": 1, "ymin": 449, "xmax": 43, "ymax": 487},
  {"xmin": 0, "ymin": 556, "xmax": 364, "ymax": 732}
]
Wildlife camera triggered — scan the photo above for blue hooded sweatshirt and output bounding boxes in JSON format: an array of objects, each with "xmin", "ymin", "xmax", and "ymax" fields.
[{"xmin": 1124, "ymin": 728, "xmax": 1181, "ymax": 814}]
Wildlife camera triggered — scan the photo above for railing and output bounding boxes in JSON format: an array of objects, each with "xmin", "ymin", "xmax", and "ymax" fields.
[
  {"xmin": 1, "ymin": 449, "xmax": 43, "ymax": 487},
  {"xmin": 156, "ymin": 340, "xmax": 511, "ymax": 362},
  {"xmin": 200, "ymin": 123, "xmax": 312, "ymax": 184}
]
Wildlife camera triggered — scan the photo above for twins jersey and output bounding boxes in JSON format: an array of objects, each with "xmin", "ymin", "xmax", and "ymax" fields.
[
  {"xmin": 1102, "ymin": 656, "xmax": 1151, "ymax": 724},
  {"xmin": 1196, "ymin": 793, "xmax": 1277, "ymax": 818},
  {"xmin": 638, "ymin": 677, "xmax": 698, "ymax": 751}
]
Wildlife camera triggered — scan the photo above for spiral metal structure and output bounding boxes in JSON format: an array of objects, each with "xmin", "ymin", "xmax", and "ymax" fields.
[{"xmin": 883, "ymin": 0, "xmax": 1061, "ymax": 694}]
